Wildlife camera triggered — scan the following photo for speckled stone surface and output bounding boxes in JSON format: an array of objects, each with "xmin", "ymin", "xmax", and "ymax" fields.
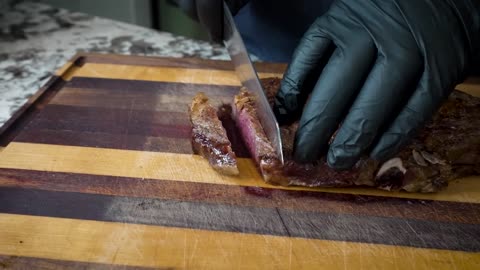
[{"xmin": 0, "ymin": 0, "xmax": 241, "ymax": 127}]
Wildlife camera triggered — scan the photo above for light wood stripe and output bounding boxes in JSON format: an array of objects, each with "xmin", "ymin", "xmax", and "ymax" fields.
[
  {"xmin": 456, "ymin": 77, "xmax": 480, "ymax": 97},
  {"xmin": 1, "ymin": 213, "xmax": 478, "ymax": 270},
  {"xmin": 59, "ymin": 63, "xmax": 281, "ymax": 84},
  {"xmin": 0, "ymin": 142, "xmax": 478, "ymax": 203}
]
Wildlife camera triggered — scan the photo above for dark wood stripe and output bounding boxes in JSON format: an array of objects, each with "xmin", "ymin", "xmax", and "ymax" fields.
[
  {"xmin": 34, "ymin": 105, "xmax": 191, "ymax": 126},
  {"xmin": 74, "ymin": 53, "xmax": 288, "ymax": 73},
  {"xmin": 0, "ymin": 255, "xmax": 161, "ymax": 269},
  {"xmin": 0, "ymin": 76, "xmax": 65, "ymax": 147},
  {"xmin": 65, "ymin": 77, "xmax": 241, "ymax": 96},
  {"xmin": 0, "ymin": 169, "xmax": 477, "ymax": 225},
  {"xmin": 13, "ymin": 104, "xmax": 250, "ymax": 157},
  {"xmin": 14, "ymin": 129, "xmax": 194, "ymax": 154},
  {"xmin": 21, "ymin": 105, "xmax": 192, "ymax": 139},
  {"xmin": 0, "ymin": 186, "xmax": 478, "ymax": 252},
  {"xmin": 53, "ymin": 88, "xmax": 233, "ymax": 113}
]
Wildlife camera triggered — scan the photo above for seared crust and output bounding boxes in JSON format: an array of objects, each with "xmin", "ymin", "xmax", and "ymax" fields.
[{"xmin": 189, "ymin": 92, "xmax": 239, "ymax": 176}]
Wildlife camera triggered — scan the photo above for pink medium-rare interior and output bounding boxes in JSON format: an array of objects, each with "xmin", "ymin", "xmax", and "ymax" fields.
[{"xmin": 236, "ymin": 108, "xmax": 260, "ymax": 162}]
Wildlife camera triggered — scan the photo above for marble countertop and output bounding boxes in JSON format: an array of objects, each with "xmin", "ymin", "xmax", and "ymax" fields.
[{"xmin": 0, "ymin": 0, "xmax": 234, "ymax": 127}]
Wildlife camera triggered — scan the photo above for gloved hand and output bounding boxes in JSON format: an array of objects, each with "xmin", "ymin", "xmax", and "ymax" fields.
[
  {"xmin": 176, "ymin": 0, "xmax": 249, "ymax": 43},
  {"xmin": 274, "ymin": 0, "xmax": 479, "ymax": 169}
]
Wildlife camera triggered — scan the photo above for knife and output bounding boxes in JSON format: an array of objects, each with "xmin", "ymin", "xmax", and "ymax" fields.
[{"xmin": 222, "ymin": 1, "xmax": 284, "ymax": 164}]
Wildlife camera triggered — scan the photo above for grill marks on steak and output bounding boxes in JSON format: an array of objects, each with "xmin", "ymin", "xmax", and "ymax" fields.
[
  {"xmin": 233, "ymin": 88, "xmax": 287, "ymax": 185},
  {"xmin": 189, "ymin": 92, "xmax": 239, "ymax": 175}
]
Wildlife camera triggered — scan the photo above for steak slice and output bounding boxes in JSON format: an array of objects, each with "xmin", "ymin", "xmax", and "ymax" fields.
[
  {"xmin": 189, "ymin": 92, "xmax": 239, "ymax": 175},
  {"xmin": 233, "ymin": 88, "xmax": 287, "ymax": 185},
  {"xmin": 232, "ymin": 77, "xmax": 480, "ymax": 193}
]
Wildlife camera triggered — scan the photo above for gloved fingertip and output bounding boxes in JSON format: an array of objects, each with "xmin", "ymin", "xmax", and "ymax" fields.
[
  {"xmin": 277, "ymin": 77, "xmax": 301, "ymax": 111},
  {"xmin": 326, "ymin": 146, "xmax": 358, "ymax": 170}
]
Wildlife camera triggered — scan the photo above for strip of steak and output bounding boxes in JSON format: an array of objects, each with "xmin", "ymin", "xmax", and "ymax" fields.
[
  {"xmin": 189, "ymin": 92, "xmax": 239, "ymax": 175},
  {"xmin": 232, "ymin": 77, "xmax": 480, "ymax": 193},
  {"xmin": 233, "ymin": 88, "xmax": 287, "ymax": 185}
]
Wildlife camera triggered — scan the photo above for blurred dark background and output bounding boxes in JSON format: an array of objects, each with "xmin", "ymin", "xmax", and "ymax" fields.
[{"xmin": 36, "ymin": 0, "xmax": 209, "ymax": 40}]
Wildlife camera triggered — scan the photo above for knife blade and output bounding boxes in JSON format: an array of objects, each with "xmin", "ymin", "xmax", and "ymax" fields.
[{"xmin": 222, "ymin": 1, "xmax": 284, "ymax": 164}]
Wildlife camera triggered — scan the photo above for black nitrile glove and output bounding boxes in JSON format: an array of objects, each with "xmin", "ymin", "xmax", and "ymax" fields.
[
  {"xmin": 274, "ymin": 0, "xmax": 480, "ymax": 169},
  {"xmin": 177, "ymin": 0, "xmax": 249, "ymax": 43}
]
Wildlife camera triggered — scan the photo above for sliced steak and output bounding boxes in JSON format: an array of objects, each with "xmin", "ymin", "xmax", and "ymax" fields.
[
  {"xmin": 233, "ymin": 88, "xmax": 287, "ymax": 185},
  {"xmin": 189, "ymin": 92, "xmax": 239, "ymax": 175},
  {"xmin": 189, "ymin": 78, "xmax": 479, "ymax": 193}
]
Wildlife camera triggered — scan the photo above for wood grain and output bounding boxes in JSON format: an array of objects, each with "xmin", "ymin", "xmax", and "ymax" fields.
[
  {"xmin": 60, "ymin": 63, "xmax": 281, "ymax": 84},
  {"xmin": 1, "ymin": 213, "xmax": 478, "ymax": 270},
  {"xmin": 0, "ymin": 169, "xmax": 478, "ymax": 224},
  {"xmin": 15, "ymin": 91, "xmax": 249, "ymax": 155},
  {"xmin": 1, "ymin": 186, "xmax": 479, "ymax": 252},
  {"xmin": 1, "ymin": 142, "xmax": 479, "ymax": 203},
  {"xmin": 456, "ymin": 77, "xmax": 480, "ymax": 97},
  {"xmin": 0, "ymin": 255, "xmax": 158, "ymax": 270},
  {"xmin": 23, "ymin": 105, "xmax": 192, "ymax": 139},
  {"xmin": 50, "ymin": 85, "xmax": 236, "ymax": 113},
  {"xmin": 15, "ymin": 129, "xmax": 195, "ymax": 154},
  {"xmin": 64, "ymin": 77, "xmax": 241, "ymax": 97}
]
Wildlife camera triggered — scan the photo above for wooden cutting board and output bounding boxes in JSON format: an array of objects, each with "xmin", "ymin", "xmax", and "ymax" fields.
[{"xmin": 0, "ymin": 52, "xmax": 479, "ymax": 269}]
